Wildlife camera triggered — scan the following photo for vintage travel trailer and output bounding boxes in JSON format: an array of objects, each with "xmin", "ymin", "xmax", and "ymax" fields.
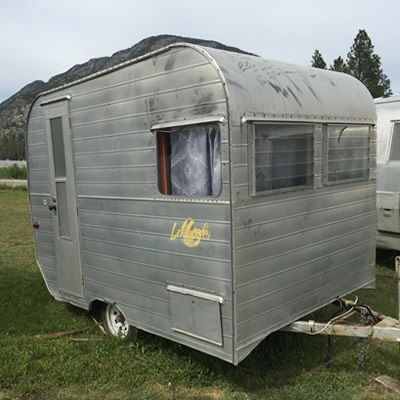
[
  {"xmin": 375, "ymin": 95, "xmax": 400, "ymax": 250},
  {"xmin": 26, "ymin": 44, "xmax": 377, "ymax": 364}
]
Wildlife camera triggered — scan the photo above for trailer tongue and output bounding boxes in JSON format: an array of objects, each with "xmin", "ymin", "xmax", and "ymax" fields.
[{"xmin": 282, "ymin": 256, "xmax": 400, "ymax": 365}]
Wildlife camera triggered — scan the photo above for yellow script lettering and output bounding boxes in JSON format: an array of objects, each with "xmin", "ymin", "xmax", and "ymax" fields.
[{"xmin": 170, "ymin": 217, "xmax": 211, "ymax": 247}]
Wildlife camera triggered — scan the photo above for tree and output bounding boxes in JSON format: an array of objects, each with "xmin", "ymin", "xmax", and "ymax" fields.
[
  {"xmin": 0, "ymin": 134, "xmax": 9, "ymax": 159},
  {"xmin": 311, "ymin": 50, "xmax": 327, "ymax": 69},
  {"xmin": 0, "ymin": 132, "xmax": 25, "ymax": 160},
  {"xmin": 346, "ymin": 29, "xmax": 392, "ymax": 98},
  {"xmin": 330, "ymin": 56, "xmax": 348, "ymax": 73}
]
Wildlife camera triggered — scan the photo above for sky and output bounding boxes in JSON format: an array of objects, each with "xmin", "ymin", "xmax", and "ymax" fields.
[{"xmin": 1, "ymin": 0, "xmax": 400, "ymax": 104}]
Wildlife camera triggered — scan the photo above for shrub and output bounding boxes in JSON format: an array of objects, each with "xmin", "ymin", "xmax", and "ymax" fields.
[{"xmin": 0, "ymin": 164, "xmax": 27, "ymax": 179}]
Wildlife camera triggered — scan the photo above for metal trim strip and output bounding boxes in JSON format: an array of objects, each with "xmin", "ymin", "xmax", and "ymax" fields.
[
  {"xmin": 40, "ymin": 95, "xmax": 71, "ymax": 106},
  {"xmin": 151, "ymin": 115, "xmax": 226, "ymax": 130},
  {"xmin": 241, "ymin": 114, "xmax": 375, "ymax": 124},
  {"xmin": 77, "ymin": 194, "xmax": 230, "ymax": 204},
  {"xmin": 167, "ymin": 284, "xmax": 225, "ymax": 304}
]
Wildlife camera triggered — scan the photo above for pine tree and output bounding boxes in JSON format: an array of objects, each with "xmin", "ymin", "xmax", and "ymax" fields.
[
  {"xmin": 311, "ymin": 50, "xmax": 327, "ymax": 69},
  {"xmin": 330, "ymin": 56, "xmax": 348, "ymax": 73},
  {"xmin": 346, "ymin": 29, "xmax": 391, "ymax": 98}
]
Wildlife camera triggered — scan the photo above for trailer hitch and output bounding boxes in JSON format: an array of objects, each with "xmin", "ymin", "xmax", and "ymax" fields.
[{"xmin": 282, "ymin": 298, "xmax": 400, "ymax": 342}]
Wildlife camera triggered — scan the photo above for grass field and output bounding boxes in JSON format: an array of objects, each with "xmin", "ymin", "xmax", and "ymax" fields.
[{"xmin": 1, "ymin": 186, "xmax": 400, "ymax": 399}]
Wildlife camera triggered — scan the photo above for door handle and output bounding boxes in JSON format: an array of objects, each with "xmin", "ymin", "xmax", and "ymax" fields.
[{"xmin": 48, "ymin": 204, "xmax": 57, "ymax": 211}]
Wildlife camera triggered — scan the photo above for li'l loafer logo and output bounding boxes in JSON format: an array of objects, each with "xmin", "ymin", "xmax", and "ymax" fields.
[{"xmin": 170, "ymin": 217, "xmax": 211, "ymax": 247}]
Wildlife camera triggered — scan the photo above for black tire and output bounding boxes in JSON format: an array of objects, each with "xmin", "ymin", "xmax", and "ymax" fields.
[{"xmin": 101, "ymin": 303, "xmax": 138, "ymax": 342}]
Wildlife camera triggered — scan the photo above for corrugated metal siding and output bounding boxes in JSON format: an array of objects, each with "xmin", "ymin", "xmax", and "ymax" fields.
[
  {"xmin": 51, "ymin": 47, "xmax": 232, "ymax": 359},
  {"xmin": 204, "ymin": 46, "xmax": 376, "ymax": 363},
  {"xmin": 230, "ymin": 125, "xmax": 249, "ymax": 202},
  {"xmin": 27, "ymin": 45, "xmax": 234, "ymax": 361},
  {"xmin": 68, "ymin": 47, "xmax": 228, "ymax": 199},
  {"xmin": 228, "ymin": 121, "xmax": 376, "ymax": 363},
  {"xmin": 233, "ymin": 184, "xmax": 376, "ymax": 356},
  {"xmin": 79, "ymin": 198, "xmax": 233, "ymax": 360}
]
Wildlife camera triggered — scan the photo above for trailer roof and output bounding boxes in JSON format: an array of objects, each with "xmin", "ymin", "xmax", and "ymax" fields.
[
  {"xmin": 203, "ymin": 46, "xmax": 375, "ymax": 124},
  {"xmin": 375, "ymin": 94, "xmax": 400, "ymax": 105},
  {"xmin": 36, "ymin": 43, "xmax": 376, "ymax": 124}
]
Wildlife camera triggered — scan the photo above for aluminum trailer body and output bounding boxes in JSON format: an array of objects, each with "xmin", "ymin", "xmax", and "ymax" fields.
[{"xmin": 26, "ymin": 44, "xmax": 376, "ymax": 364}]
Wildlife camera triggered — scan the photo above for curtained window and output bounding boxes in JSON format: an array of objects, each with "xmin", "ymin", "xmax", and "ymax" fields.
[{"xmin": 157, "ymin": 123, "xmax": 221, "ymax": 197}]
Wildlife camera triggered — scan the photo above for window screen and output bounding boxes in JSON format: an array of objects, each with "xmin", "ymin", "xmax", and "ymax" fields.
[
  {"xmin": 389, "ymin": 123, "xmax": 400, "ymax": 161},
  {"xmin": 254, "ymin": 124, "xmax": 314, "ymax": 192},
  {"xmin": 327, "ymin": 125, "xmax": 369, "ymax": 183},
  {"xmin": 157, "ymin": 123, "xmax": 221, "ymax": 197}
]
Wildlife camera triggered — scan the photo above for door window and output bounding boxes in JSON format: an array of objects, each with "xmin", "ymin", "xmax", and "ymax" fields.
[
  {"xmin": 50, "ymin": 116, "xmax": 71, "ymax": 239},
  {"xmin": 50, "ymin": 117, "xmax": 67, "ymax": 178}
]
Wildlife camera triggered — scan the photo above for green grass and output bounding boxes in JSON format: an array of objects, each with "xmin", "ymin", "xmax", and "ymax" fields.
[{"xmin": 1, "ymin": 186, "xmax": 400, "ymax": 399}]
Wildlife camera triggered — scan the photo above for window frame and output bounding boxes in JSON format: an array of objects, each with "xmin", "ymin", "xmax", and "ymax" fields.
[
  {"xmin": 154, "ymin": 121, "xmax": 223, "ymax": 199},
  {"xmin": 323, "ymin": 123, "xmax": 371, "ymax": 185},
  {"xmin": 249, "ymin": 122, "xmax": 316, "ymax": 197}
]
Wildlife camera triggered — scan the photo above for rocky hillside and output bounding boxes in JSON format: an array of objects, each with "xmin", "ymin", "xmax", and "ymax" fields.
[{"xmin": 0, "ymin": 34, "xmax": 254, "ymax": 159}]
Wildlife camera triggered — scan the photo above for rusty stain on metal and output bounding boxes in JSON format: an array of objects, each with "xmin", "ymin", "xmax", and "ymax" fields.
[{"xmin": 282, "ymin": 298, "xmax": 400, "ymax": 343}]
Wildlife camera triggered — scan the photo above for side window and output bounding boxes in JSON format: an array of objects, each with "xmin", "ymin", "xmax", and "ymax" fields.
[
  {"xmin": 389, "ymin": 123, "xmax": 400, "ymax": 161},
  {"xmin": 327, "ymin": 125, "xmax": 369, "ymax": 183},
  {"xmin": 254, "ymin": 123, "xmax": 314, "ymax": 193},
  {"xmin": 157, "ymin": 123, "xmax": 221, "ymax": 197}
]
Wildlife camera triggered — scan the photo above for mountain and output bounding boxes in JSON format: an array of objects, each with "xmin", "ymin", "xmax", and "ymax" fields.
[{"xmin": 0, "ymin": 34, "xmax": 255, "ymax": 160}]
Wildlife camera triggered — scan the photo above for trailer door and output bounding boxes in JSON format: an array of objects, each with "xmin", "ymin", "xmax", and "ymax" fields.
[{"xmin": 42, "ymin": 98, "xmax": 84, "ymax": 299}]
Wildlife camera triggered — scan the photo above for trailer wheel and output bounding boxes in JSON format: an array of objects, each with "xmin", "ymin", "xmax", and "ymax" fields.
[{"xmin": 101, "ymin": 303, "xmax": 138, "ymax": 342}]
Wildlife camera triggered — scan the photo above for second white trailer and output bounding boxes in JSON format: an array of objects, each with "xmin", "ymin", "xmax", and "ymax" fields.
[{"xmin": 375, "ymin": 95, "xmax": 400, "ymax": 250}]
